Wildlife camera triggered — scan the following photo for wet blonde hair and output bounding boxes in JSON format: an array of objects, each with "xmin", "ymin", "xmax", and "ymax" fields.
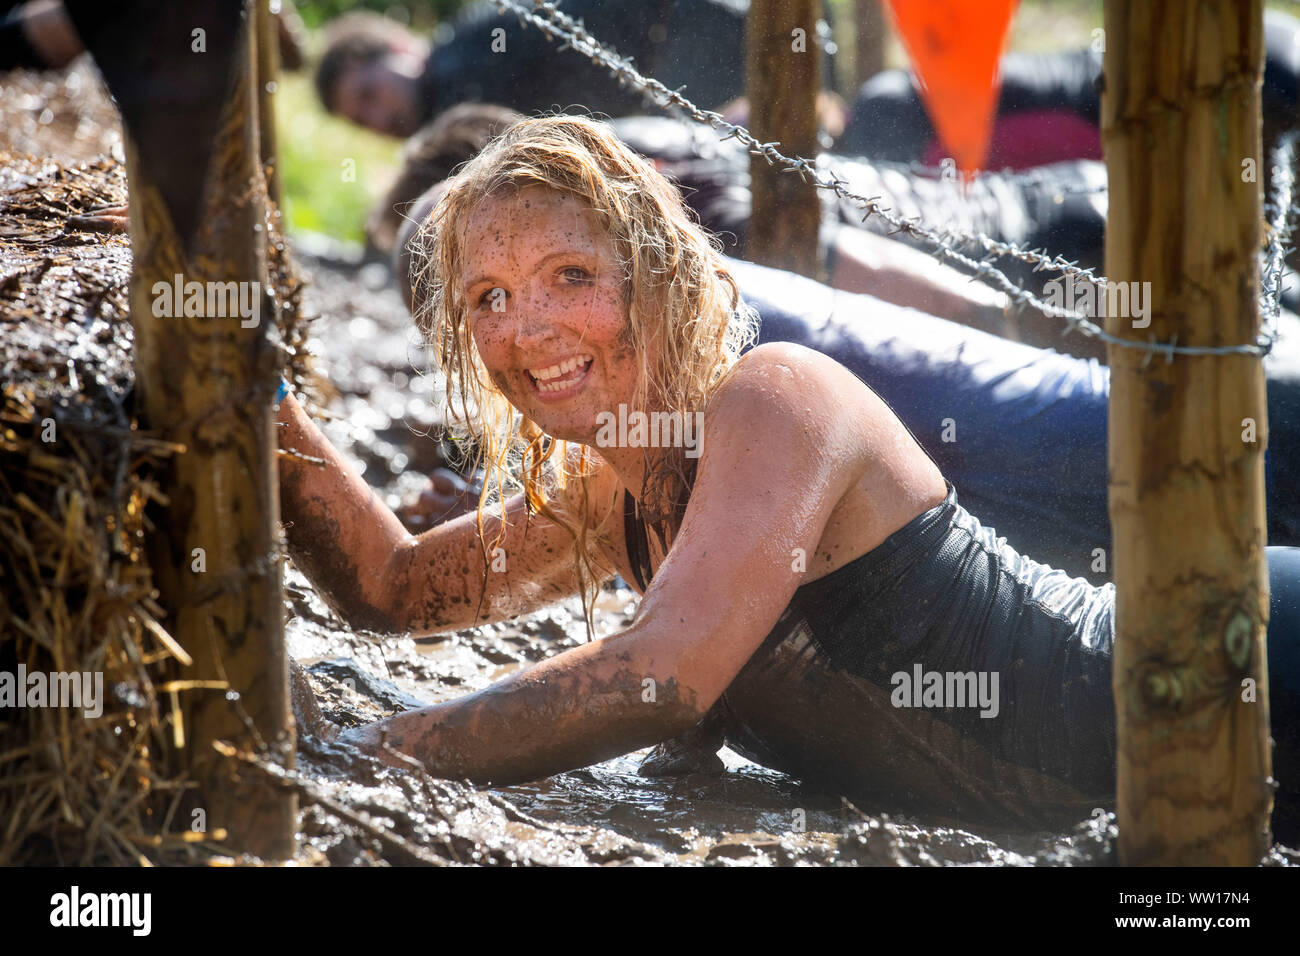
[{"xmin": 409, "ymin": 115, "xmax": 758, "ymax": 631}]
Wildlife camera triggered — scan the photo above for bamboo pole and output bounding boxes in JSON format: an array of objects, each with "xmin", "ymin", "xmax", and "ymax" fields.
[
  {"xmin": 1102, "ymin": 0, "xmax": 1271, "ymax": 865},
  {"xmin": 746, "ymin": 0, "xmax": 822, "ymax": 278},
  {"xmin": 124, "ymin": 1, "xmax": 294, "ymax": 860}
]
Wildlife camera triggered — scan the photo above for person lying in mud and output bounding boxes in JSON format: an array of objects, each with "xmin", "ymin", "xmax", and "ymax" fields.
[
  {"xmin": 314, "ymin": 2, "xmax": 808, "ymax": 140},
  {"xmin": 280, "ymin": 116, "xmax": 1300, "ymax": 838}
]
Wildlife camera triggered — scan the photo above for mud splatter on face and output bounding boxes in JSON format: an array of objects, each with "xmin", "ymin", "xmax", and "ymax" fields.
[{"xmin": 460, "ymin": 186, "xmax": 641, "ymax": 447}]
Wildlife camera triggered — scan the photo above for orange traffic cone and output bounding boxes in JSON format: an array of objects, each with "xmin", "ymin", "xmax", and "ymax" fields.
[{"xmin": 884, "ymin": 0, "xmax": 1019, "ymax": 178}]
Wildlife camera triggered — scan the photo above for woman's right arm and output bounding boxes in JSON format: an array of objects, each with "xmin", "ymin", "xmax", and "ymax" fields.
[{"xmin": 277, "ymin": 391, "xmax": 596, "ymax": 636}]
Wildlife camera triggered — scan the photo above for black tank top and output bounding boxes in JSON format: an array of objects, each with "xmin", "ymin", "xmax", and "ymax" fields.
[{"xmin": 622, "ymin": 480, "xmax": 1119, "ymax": 830}]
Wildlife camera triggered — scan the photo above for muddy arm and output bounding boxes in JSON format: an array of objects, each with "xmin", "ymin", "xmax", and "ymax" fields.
[
  {"xmin": 337, "ymin": 344, "xmax": 862, "ymax": 785},
  {"xmin": 277, "ymin": 391, "xmax": 591, "ymax": 635},
  {"xmin": 339, "ymin": 615, "xmax": 702, "ymax": 782}
]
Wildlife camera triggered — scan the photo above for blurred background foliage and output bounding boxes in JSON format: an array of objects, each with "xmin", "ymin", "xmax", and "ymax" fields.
[
  {"xmin": 294, "ymin": 0, "xmax": 462, "ymax": 29},
  {"xmin": 277, "ymin": 71, "xmax": 400, "ymax": 243}
]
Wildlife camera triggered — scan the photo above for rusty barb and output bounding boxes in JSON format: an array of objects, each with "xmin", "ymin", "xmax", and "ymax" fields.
[{"xmin": 494, "ymin": 0, "xmax": 1296, "ymax": 362}]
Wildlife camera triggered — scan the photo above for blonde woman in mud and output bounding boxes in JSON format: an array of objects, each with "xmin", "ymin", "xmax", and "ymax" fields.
[{"xmin": 278, "ymin": 116, "xmax": 1300, "ymax": 837}]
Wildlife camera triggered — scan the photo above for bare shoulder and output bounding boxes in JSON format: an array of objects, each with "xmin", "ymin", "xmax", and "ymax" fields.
[
  {"xmin": 700, "ymin": 340, "xmax": 944, "ymax": 586},
  {"xmin": 719, "ymin": 341, "xmax": 870, "ymax": 398},
  {"xmin": 725, "ymin": 339, "xmax": 845, "ymax": 380},
  {"xmin": 707, "ymin": 341, "xmax": 879, "ymax": 439},
  {"xmin": 702, "ymin": 341, "xmax": 942, "ymax": 519}
]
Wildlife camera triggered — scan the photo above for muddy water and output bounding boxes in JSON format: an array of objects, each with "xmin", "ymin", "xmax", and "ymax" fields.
[{"xmin": 287, "ymin": 249, "xmax": 1253, "ymax": 867}]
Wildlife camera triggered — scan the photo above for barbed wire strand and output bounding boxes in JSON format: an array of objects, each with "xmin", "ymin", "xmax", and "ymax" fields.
[
  {"xmin": 492, "ymin": 0, "xmax": 1296, "ymax": 360},
  {"xmin": 1261, "ymin": 130, "xmax": 1299, "ymax": 346}
]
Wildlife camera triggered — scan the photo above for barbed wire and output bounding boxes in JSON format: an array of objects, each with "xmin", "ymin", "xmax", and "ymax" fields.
[
  {"xmin": 1261, "ymin": 130, "xmax": 1299, "ymax": 346},
  {"xmin": 493, "ymin": 0, "xmax": 1293, "ymax": 360}
]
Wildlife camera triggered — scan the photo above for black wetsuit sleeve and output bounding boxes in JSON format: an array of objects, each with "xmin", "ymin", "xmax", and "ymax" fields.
[
  {"xmin": 995, "ymin": 48, "xmax": 1101, "ymax": 120},
  {"xmin": 841, "ymin": 47, "xmax": 1103, "ymax": 161},
  {"xmin": 840, "ymin": 69, "xmax": 932, "ymax": 161},
  {"xmin": 420, "ymin": 0, "xmax": 753, "ymax": 122},
  {"xmin": 420, "ymin": 0, "xmax": 660, "ymax": 121},
  {"xmin": 1265, "ymin": 9, "xmax": 1300, "ymax": 110}
]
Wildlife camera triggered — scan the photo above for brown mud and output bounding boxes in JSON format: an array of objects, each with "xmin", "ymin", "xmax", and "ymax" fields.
[{"xmin": 4, "ymin": 64, "xmax": 1297, "ymax": 866}]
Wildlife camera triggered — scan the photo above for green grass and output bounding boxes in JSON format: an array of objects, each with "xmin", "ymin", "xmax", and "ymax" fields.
[{"xmin": 275, "ymin": 71, "xmax": 402, "ymax": 243}]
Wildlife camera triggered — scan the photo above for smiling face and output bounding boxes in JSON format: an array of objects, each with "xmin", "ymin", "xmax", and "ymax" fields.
[{"xmin": 460, "ymin": 186, "xmax": 643, "ymax": 445}]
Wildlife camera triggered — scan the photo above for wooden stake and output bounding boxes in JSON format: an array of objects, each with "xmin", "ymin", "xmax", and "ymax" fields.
[
  {"xmin": 1103, "ymin": 0, "xmax": 1271, "ymax": 865},
  {"xmin": 853, "ymin": 0, "xmax": 886, "ymax": 88},
  {"xmin": 255, "ymin": 0, "xmax": 282, "ymax": 208},
  {"xmin": 746, "ymin": 0, "xmax": 822, "ymax": 279},
  {"xmin": 125, "ymin": 1, "xmax": 294, "ymax": 860}
]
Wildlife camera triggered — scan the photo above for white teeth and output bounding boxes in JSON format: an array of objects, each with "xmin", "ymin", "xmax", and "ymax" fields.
[{"xmin": 528, "ymin": 354, "xmax": 593, "ymax": 389}]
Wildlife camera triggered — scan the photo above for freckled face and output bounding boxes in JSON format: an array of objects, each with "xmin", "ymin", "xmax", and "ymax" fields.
[{"xmin": 461, "ymin": 187, "xmax": 639, "ymax": 444}]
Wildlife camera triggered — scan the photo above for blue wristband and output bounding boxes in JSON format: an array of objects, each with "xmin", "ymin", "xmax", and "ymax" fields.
[{"xmin": 274, "ymin": 378, "xmax": 290, "ymax": 408}]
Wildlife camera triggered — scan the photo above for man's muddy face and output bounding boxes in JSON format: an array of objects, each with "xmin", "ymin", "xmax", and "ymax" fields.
[
  {"xmin": 460, "ymin": 187, "xmax": 640, "ymax": 446},
  {"xmin": 334, "ymin": 54, "xmax": 424, "ymax": 137}
]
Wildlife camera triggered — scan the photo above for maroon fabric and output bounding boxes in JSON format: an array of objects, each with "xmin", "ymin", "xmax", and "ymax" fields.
[{"xmin": 922, "ymin": 109, "xmax": 1101, "ymax": 170}]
